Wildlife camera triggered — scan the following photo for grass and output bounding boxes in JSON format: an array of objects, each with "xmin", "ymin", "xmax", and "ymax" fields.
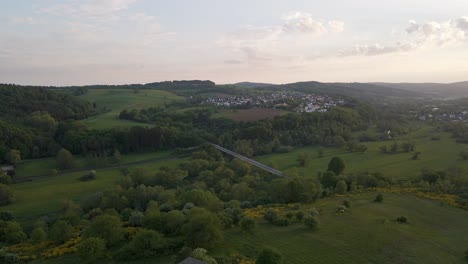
[
  {"xmin": 220, "ymin": 192, "xmax": 468, "ymax": 264},
  {"xmin": 213, "ymin": 108, "xmax": 289, "ymax": 121},
  {"xmin": 15, "ymin": 151, "xmax": 174, "ymax": 178},
  {"xmin": 4, "ymin": 156, "xmax": 187, "ymax": 225},
  {"xmin": 79, "ymin": 89, "xmax": 183, "ymax": 129},
  {"xmin": 256, "ymin": 130, "xmax": 468, "ymax": 181}
]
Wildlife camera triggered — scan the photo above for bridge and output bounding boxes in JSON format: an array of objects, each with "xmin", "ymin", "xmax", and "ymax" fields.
[{"xmin": 209, "ymin": 143, "xmax": 289, "ymax": 179}]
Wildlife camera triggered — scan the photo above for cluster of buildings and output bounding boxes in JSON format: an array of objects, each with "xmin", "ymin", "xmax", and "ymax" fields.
[
  {"xmin": 416, "ymin": 109, "xmax": 468, "ymax": 123},
  {"xmin": 202, "ymin": 92, "xmax": 345, "ymax": 113}
]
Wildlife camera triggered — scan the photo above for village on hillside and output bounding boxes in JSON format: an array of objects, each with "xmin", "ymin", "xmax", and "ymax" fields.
[{"xmin": 201, "ymin": 92, "xmax": 346, "ymax": 113}]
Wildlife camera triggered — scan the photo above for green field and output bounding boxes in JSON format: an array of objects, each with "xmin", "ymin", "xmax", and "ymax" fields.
[
  {"xmin": 221, "ymin": 193, "xmax": 468, "ymax": 264},
  {"xmin": 256, "ymin": 130, "xmax": 468, "ymax": 181},
  {"xmin": 15, "ymin": 151, "xmax": 174, "ymax": 178},
  {"xmin": 79, "ymin": 89, "xmax": 183, "ymax": 129},
  {"xmin": 5, "ymin": 155, "xmax": 187, "ymax": 225}
]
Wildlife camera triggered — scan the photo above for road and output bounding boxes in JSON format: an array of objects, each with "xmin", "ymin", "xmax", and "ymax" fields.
[{"xmin": 210, "ymin": 143, "xmax": 289, "ymax": 179}]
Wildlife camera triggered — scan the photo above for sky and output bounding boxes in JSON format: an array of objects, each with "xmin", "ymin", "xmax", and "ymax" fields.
[{"xmin": 1, "ymin": 0, "xmax": 468, "ymax": 86}]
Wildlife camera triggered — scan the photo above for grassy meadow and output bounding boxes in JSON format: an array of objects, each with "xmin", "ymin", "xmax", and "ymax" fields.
[
  {"xmin": 5, "ymin": 154, "xmax": 187, "ymax": 226},
  {"xmin": 15, "ymin": 151, "xmax": 174, "ymax": 179},
  {"xmin": 256, "ymin": 130, "xmax": 468, "ymax": 181},
  {"xmin": 79, "ymin": 89, "xmax": 183, "ymax": 129},
  {"xmin": 221, "ymin": 192, "xmax": 468, "ymax": 264}
]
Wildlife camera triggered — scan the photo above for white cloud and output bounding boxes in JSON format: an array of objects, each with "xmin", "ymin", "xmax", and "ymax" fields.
[
  {"xmin": 219, "ymin": 11, "xmax": 344, "ymax": 63},
  {"xmin": 282, "ymin": 12, "xmax": 344, "ymax": 34},
  {"xmin": 345, "ymin": 16, "xmax": 468, "ymax": 56},
  {"xmin": 9, "ymin": 16, "xmax": 46, "ymax": 25}
]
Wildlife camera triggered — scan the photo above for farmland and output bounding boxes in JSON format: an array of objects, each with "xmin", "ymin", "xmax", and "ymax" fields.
[{"xmin": 79, "ymin": 89, "xmax": 183, "ymax": 129}]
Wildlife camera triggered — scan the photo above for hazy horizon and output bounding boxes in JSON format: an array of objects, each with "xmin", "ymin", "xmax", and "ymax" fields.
[{"xmin": 1, "ymin": 0, "xmax": 468, "ymax": 86}]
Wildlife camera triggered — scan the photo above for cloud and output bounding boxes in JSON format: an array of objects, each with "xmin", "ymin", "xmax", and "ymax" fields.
[
  {"xmin": 282, "ymin": 12, "xmax": 344, "ymax": 34},
  {"xmin": 219, "ymin": 11, "xmax": 344, "ymax": 63},
  {"xmin": 39, "ymin": 0, "xmax": 136, "ymax": 18},
  {"xmin": 9, "ymin": 16, "xmax": 46, "ymax": 25},
  {"xmin": 344, "ymin": 16, "xmax": 468, "ymax": 56}
]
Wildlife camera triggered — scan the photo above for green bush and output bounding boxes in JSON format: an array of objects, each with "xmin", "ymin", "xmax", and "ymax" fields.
[
  {"xmin": 240, "ymin": 217, "xmax": 256, "ymax": 232},
  {"xmin": 256, "ymin": 247, "xmax": 283, "ymax": 264},
  {"xmin": 273, "ymin": 217, "xmax": 289, "ymax": 227},
  {"xmin": 295, "ymin": 211, "xmax": 304, "ymax": 221},
  {"xmin": 374, "ymin": 193, "xmax": 384, "ymax": 202},
  {"xmin": 303, "ymin": 216, "xmax": 319, "ymax": 230},
  {"xmin": 77, "ymin": 237, "xmax": 107, "ymax": 263},
  {"xmin": 263, "ymin": 209, "xmax": 278, "ymax": 223},
  {"xmin": 396, "ymin": 216, "xmax": 407, "ymax": 223}
]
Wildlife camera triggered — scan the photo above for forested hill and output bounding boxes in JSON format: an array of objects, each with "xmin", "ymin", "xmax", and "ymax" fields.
[
  {"xmin": 255, "ymin": 81, "xmax": 425, "ymax": 102},
  {"xmin": 0, "ymin": 84, "xmax": 95, "ymax": 120}
]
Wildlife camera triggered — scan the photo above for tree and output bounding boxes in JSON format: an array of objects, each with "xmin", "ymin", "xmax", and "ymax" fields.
[
  {"xmin": 77, "ymin": 237, "xmax": 107, "ymax": 263},
  {"xmin": 303, "ymin": 215, "xmax": 319, "ymax": 230},
  {"xmin": 56, "ymin": 148, "xmax": 74, "ymax": 170},
  {"xmin": 240, "ymin": 217, "xmax": 256, "ymax": 233},
  {"xmin": 49, "ymin": 220, "xmax": 74, "ymax": 243},
  {"xmin": 256, "ymin": 247, "xmax": 283, "ymax": 264},
  {"xmin": 296, "ymin": 152, "xmax": 310, "ymax": 167},
  {"xmin": 295, "ymin": 211, "xmax": 304, "ymax": 221},
  {"xmin": 113, "ymin": 150, "xmax": 122, "ymax": 165},
  {"xmin": 0, "ymin": 184, "xmax": 13, "ymax": 206},
  {"xmin": 31, "ymin": 227, "xmax": 47, "ymax": 242},
  {"xmin": 83, "ymin": 214, "xmax": 125, "ymax": 247},
  {"xmin": 356, "ymin": 144, "xmax": 368, "ymax": 153},
  {"xmin": 192, "ymin": 248, "xmax": 218, "ymax": 264},
  {"xmin": 126, "ymin": 230, "xmax": 166, "ymax": 258},
  {"xmin": 317, "ymin": 148, "xmax": 324, "ymax": 158},
  {"xmin": 0, "ymin": 220, "xmax": 26, "ymax": 244},
  {"xmin": 335, "ymin": 180, "xmax": 348, "ymax": 194},
  {"xmin": 263, "ymin": 209, "xmax": 278, "ymax": 223},
  {"xmin": 374, "ymin": 193, "xmax": 383, "ymax": 202},
  {"xmin": 182, "ymin": 208, "xmax": 223, "ymax": 249},
  {"xmin": 390, "ymin": 142, "xmax": 399, "ymax": 153},
  {"xmin": 327, "ymin": 157, "xmax": 345, "ymax": 175},
  {"xmin": 4, "ymin": 150, "xmax": 21, "ymax": 166},
  {"xmin": 459, "ymin": 149, "xmax": 468, "ymax": 160},
  {"xmin": 379, "ymin": 145, "xmax": 388, "ymax": 154}
]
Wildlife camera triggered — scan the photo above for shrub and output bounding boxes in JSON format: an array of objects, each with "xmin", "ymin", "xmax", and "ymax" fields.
[
  {"xmin": 79, "ymin": 170, "xmax": 96, "ymax": 181},
  {"xmin": 343, "ymin": 200, "xmax": 351, "ymax": 209},
  {"xmin": 272, "ymin": 217, "xmax": 289, "ymax": 227},
  {"xmin": 337, "ymin": 205, "xmax": 347, "ymax": 213},
  {"xmin": 0, "ymin": 220, "xmax": 27, "ymax": 244},
  {"xmin": 263, "ymin": 209, "xmax": 278, "ymax": 223},
  {"xmin": 77, "ymin": 237, "xmax": 107, "ymax": 263},
  {"xmin": 396, "ymin": 216, "xmax": 407, "ymax": 223},
  {"xmin": 240, "ymin": 217, "xmax": 256, "ymax": 233},
  {"xmin": 31, "ymin": 227, "xmax": 47, "ymax": 242},
  {"xmin": 374, "ymin": 193, "xmax": 384, "ymax": 203},
  {"xmin": 0, "ymin": 249, "xmax": 19, "ymax": 264},
  {"xmin": 128, "ymin": 211, "xmax": 144, "ymax": 227},
  {"xmin": 303, "ymin": 216, "xmax": 319, "ymax": 230},
  {"xmin": 0, "ymin": 211, "xmax": 14, "ymax": 221},
  {"xmin": 0, "ymin": 184, "xmax": 14, "ymax": 206},
  {"xmin": 309, "ymin": 208, "xmax": 319, "ymax": 217},
  {"xmin": 256, "ymin": 247, "xmax": 283, "ymax": 264},
  {"xmin": 285, "ymin": 212, "xmax": 293, "ymax": 219},
  {"xmin": 295, "ymin": 211, "xmax": 304, "ymax": 221},
  {"xmin": 49, "ymin": 220, "xmax": 74, "ymax": 244}
]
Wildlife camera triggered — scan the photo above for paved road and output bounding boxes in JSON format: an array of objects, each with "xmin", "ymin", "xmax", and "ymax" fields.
[{"xmin": 210, "ymin": 143, "xmax": 289, "ymax": 179}]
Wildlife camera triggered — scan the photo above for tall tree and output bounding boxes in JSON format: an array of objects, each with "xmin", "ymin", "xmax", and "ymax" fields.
[
  {"xmin": 56, "ymin": 148, "xmax": 74, "ymax": 170},
  {"xmin": 327, "ymin": 156, "xmax": 345, "ymax": 176}
]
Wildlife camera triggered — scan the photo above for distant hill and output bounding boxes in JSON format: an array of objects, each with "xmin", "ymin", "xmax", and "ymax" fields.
[
  {"xmin": 373, "ymin": 82, "xmax": 468, "ymax": 98},
  {"xmin": 256, "ymin": 81, "xmax": 425, "ymax": 102},
  {"xmin": 234, "ymin": 82, "xmax": 278, "ymax": 88}
]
